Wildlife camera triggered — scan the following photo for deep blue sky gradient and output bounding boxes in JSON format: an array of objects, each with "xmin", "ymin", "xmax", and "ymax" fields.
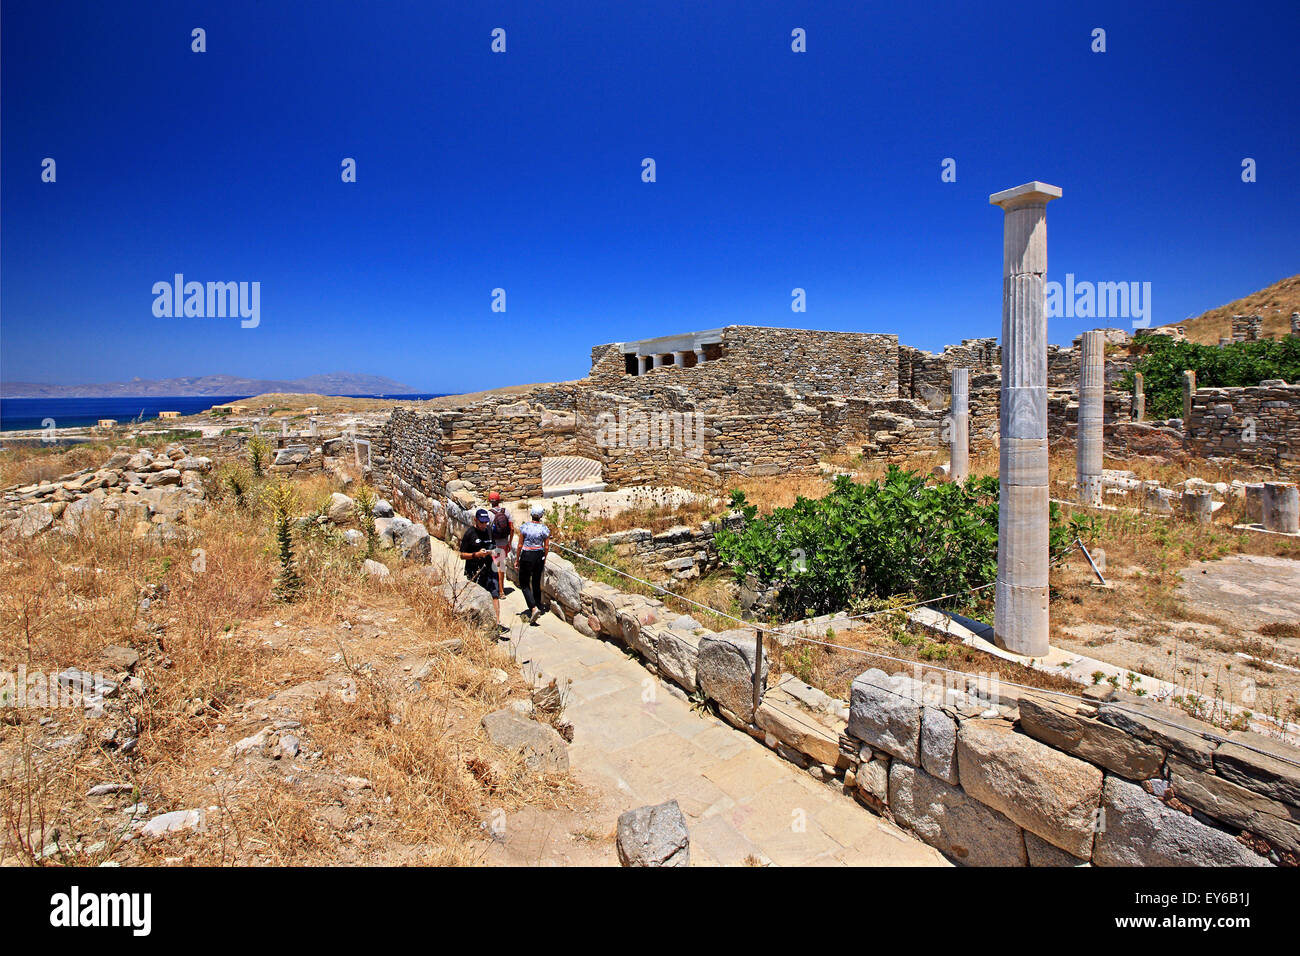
[{"xmin": 2, "ymin": 0, "xmax": 1297, "ymax": 393}]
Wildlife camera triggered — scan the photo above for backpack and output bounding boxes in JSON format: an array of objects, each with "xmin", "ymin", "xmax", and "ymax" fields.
[{"xmin": 492, "ymin": 507, "xmax": 511, "ymax": 538}]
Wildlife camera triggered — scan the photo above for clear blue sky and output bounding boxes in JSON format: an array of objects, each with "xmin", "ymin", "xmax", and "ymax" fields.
[{"xmin": 2, "ymin": 0, "xmax": 1297, "ymax": 393}]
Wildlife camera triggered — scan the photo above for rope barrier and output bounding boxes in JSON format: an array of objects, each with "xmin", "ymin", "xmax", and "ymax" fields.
[{"xmin": 547, "ymin": 538, "xmax": 1300, "ymax": 769}]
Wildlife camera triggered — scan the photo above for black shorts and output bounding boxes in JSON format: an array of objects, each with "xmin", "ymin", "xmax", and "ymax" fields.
[{"xmin": 474, "ymin": 570, "xmax": 501, "ymax": 599}]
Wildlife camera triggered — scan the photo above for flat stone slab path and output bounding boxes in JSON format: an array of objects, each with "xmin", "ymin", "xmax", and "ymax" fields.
[{"xmin": 431, "ymin": 538, "xmax": 947, "ymax": 866}]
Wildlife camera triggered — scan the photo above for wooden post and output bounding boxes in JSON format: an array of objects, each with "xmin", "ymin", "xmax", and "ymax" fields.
[{"xmin": 752, "ymin": 628, "xmax": 764, "ymax": 718}]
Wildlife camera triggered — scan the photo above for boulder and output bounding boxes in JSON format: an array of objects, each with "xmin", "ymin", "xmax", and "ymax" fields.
[
  {"xmin": 440, "ymin": 579, "xmax": 497, "ymax": 630},
  {"xmin": 1093, "ymin": 776, "xmax": 1270, "ymax": 867},
  {"xmin": 10, "ymin": 503, "xmax": 54, "ymax": 538},
  {"xmin": 171, "ymin": 456, "xmax": 212, "ymax": 473},
  {"xmin": 481, "ymin": 708, "xmax": 569, "ymax": 772},
  {"xmin": 888, "ymin": 761, "xmax": 1027, "ymax": 866},
  {"xmin": 63, "ymin": 495, "xmax": 105, "ymax": 531},
  {"xmin": 697, "ymin": 629, "xmax": 767, "ymax": 722},
  {"xmin": 372, "ymin": 498, "xmax": 395, "ymax": 517},
  {"xmin": 363, "ymin": 559, "xmax": 390, "ymax": 578},
  {"xmin": 616, "ymin": 799, "xmax": 690, "ymax": 867},
  {"xmin": 956, "ymin": 719, "xmax": 1103, "ymax": 859},
  {"xmin": 144, "ymin": 469, "xmax": 182, "ymax": 487},
  {"xmin": 847, "ymin": 669, "xmax": 922, "ymax": 764},
  {"xmin": 327, "ymin": 492, "xmax": 355, "ymax": 523}
]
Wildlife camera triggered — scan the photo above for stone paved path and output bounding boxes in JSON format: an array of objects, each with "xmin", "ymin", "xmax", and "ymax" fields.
[{"xmin": 433, "ymin": 539, "xmax": 947, "ymax": 866}]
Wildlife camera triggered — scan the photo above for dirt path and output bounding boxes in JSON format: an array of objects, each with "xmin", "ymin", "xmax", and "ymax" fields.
[{"xmin": 431, "ymin": 539, "xmax": 947, "ymax": 867}]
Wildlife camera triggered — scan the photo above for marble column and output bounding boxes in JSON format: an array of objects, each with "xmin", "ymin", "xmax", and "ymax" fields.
[
  {"xmin": 1133, "ymin": 372, "xmax": 1145, "ymax": 422},
  {"xmin": 1076, "ymin": 330, "xmax": 1104, "ymax": 506},
  {"xmin": 674, "ymin": 351, "xmax": 686, "ymax": 368},
  {"xmin": 949, "ymin": 368, "xmax": 970, "ymax": 482},
  {"xmin": 639, "ymin": 355, "xmax": 652, "ymax": 375},
  {"xmin": 1262, "ymin": 482, "xmax": 1300, "ymax": 534},
  {"xmin": 694, "ymin": 348, "xmax": 706, "ymax": 366},
  {"xmin": 1182, "ymin": 369, "xmax": 1196, "ymax": 422},
  {"xmin": 990, "ymin": 181, "xmax": 1061, "ymax": 658}
]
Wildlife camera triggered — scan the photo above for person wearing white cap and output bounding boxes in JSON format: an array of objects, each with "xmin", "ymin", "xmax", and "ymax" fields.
[{"xmin": 513, "ymin": 504, "xmax": 551, "ymax": 625}]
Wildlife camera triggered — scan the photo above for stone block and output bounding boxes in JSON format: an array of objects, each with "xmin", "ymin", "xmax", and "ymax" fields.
[
  {"xmin": 888, "ymin": 761, "xmax": 1027, "ymax": 866},
  {"xmin": 1018, "ymin": 694, "xmax": 1165, "ymax": 780},
  {"xmin": 1097, "ymin": 697, "xmax": 1217, "ymax": 768},
  {"xmin": 1213, "ymin": 731, "xmax": 1300, "ymax": 808},
  {"xmin": 956, "ymin": 719, "xmax": 1103, "ymax": 859},
  {"xmin": 697, "ymin": 629, "xmax": 767, "ymax": 722},
  {"xmin": 920, "ymin": 705, "xmax": 959, "ymax": 784},
  {"xmin": 847, "ymin": 669, "xmax": 922, "ymax": 764},
  {"xmin": 1093, "ymin": 776, "xmax": 1270, "ymax": 867},
  {"xmin": 1168, "ymin": 756, "xmax": 1300, "ymax": 856}
]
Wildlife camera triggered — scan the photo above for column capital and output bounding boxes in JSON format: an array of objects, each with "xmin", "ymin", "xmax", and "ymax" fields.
[{"xmin": 989, "ymin": 181, "xmax": 1062, "ymax": 210}]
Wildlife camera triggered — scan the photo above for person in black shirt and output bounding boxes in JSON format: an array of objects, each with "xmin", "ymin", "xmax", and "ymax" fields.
[{"xmin": 460, "ymin": 509, "xmax": 508, "ymax": 636}]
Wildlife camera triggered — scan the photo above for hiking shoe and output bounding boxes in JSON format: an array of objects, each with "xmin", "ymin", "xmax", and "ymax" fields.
[
  {"xmin": 530, "ymin": 607, "xmax": 543, "ymax": 624},
  {"xmin": 497, "ymin": 624, "xmax": 510, "ymax": 637}
]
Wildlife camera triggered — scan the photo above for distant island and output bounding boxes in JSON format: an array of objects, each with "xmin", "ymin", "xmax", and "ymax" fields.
[{"xmin": 1, "ymin": 372, "xmax": 422, "ymax": 399}]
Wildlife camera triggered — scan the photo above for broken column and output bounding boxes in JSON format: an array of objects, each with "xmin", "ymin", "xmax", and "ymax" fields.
[
  {"xmin": 1076, "ymin": 330, "xmax": 1104, "ymax": 506},
  {"xmin": 1182, "ymin": 489, "xmax": 1213, "ymax": 523},
  {"xmin": 1291, "ymin": 312, "xmax": 1300, "ymax": 337},
  {"xmin": 1182, "ymin": 369, "xmax": 1196, "ymax": 422},
  {"xmin": 1133, "ymin": 372, "xmax": 1145, "ymax": 422},
  {"xmin": 1262, "ymin": 482, "xmax": 1300, "ymax": 534},
  {"xmin": 990, "ymin": 181, "xmax": 1061, "ymax": 658},
  {"xmin": 949, "ymin": 367, "xmax": 970, "ymax": 482}
]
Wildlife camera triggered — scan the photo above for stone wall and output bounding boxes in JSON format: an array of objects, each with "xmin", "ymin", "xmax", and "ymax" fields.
[
  {"xmin": 590, "ymin": 325, "xmax": 899, "ymax": 400},
  {"xmin": 389, "ymin": 401, "xmax": 545, "ymax": 508},
  {"xmin": 1186, "ymin": 382, "xmax": 1300, "ymax": 471},
  {"xmin": 514, "ymin": 538, "xmax": 1297, "ymax": 867}
]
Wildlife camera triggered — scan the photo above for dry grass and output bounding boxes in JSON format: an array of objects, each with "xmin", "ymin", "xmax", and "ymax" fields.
[
  {"xmin": 1161, "ymin": 273, "xmax": 1300, "ymax": 345},
  {"xmin": 0, "ymin": 451, "xmax": 588, "ymax": 867}
]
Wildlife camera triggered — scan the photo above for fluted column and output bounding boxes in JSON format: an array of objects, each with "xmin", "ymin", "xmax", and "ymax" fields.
[
  {"xmin": 990, "ymin": 181, "xmax": 1061, "ymax": 657},
  {"xmin": 1182, "ymin": 369, "xmax": 1196, "ymax": 421},
  {"xmin": 1133, "ymin": 372, "xmax": 1145, "ymax": 422},
  {"xmin": 1077, "ymin": 330, "xmax": 1104, "ymax": 506},
  {"xmin": 950, "ymin": 368, "xmax": 970, "ymax": 482}
]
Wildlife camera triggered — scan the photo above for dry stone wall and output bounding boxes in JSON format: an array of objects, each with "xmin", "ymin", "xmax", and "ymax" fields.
[{"xmin": 1186, "ymin": 382, "xmax": 1300, "ymax": 471}]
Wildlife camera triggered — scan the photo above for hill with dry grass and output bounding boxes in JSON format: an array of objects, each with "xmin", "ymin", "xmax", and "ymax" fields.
[{"xmin": 1163, "ymin": 274, "xmax": 1300, "ymax": 344}]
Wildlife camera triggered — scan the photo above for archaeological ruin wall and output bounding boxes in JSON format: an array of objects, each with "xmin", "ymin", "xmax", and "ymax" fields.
[{"xmin": 1186, "ymin": 382, "xmax": 1300, "ymax": 469}]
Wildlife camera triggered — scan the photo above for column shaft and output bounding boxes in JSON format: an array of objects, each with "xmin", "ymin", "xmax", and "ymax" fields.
[
  {"xmin": 1076, "ymin": 330, "xmax": 1104, "ymax": 506},
  {"xmin": 950, "ymin": 368, "xmax": 970, "ymax": 482},
  {"xmin": 990, "ymin": 182, "xmax": 1060, "ymax": 658}
]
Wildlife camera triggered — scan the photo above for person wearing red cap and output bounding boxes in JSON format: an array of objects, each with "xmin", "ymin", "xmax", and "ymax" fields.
[{"xmin": 486, "ymin": 491, "xmax": 513, "ymax": 599}]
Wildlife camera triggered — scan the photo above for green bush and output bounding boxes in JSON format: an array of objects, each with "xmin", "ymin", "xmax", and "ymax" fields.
[
  {"xmin": 1121, "ymin": 337, "xmax": 1300, "ymax": 420},
  {"xmin": 715, "ymin": 469, "xmax": 1077, "ymax": 619}
]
